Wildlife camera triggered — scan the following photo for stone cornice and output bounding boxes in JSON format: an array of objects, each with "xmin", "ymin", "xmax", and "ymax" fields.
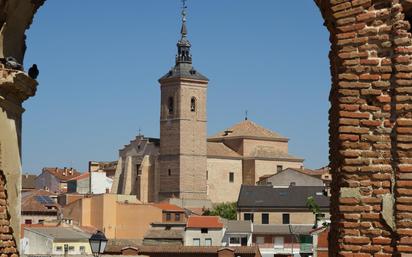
[{"xmin": 0, "ymin": 68, "xmax": 37, "ymax": 102}]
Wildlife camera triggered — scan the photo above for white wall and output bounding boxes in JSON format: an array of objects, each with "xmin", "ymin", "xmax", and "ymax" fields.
[
  {"xmin": 91, "ymin": 172, "xmax": 113, "ymax": 194},
  {"xmin": 184, "ymin": 228, "xmax": 225, "ymax": 246},
  {"xmin": 23, "ymin": 229, "xmax": 53, "ymax": 254}
]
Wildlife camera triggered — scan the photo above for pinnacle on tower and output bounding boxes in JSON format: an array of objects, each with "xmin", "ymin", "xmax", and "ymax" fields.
[{"xmin": 176, "ymin": 0, "xmax": 192, "ymax": 64}]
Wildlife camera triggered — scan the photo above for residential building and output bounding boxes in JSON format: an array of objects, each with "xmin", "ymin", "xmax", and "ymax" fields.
[
  {"xmin": 184, "ymin": 216, "xmax": 225, "ymax": 247},
  {"xmin": 252, "ymin": 224, "xmax": 314, "ymax": 257},
  {"xmin": 237, "ymin": 185, "xmax": 329, "ymax": 225},
  {"xmin": 110, "ymin": 5, "xmax": 304, "ymax": 205},
  {"xmin": 67, "ymin": 171, "xmax": 113, "ymax": 195},
  {"xmin": 22, "ymin": 226, "xmax": 92, "ymax": 255},
  {"xmin": 143, "ymin": 222, "xmax": 186, "ymax": 246},
  {"xmin": 222, "ymin": 220, "xmax": 253, "ymax": 247},
  {"xmin": 21, "ymin": 190, "xmax": 60, "ymax": 225},
  {"xmin": 131, "ymin": 246, "xmax": 262, "ymax": 257},
  {"xmin": 35, "ymin": 167, "xmax": 81, "ymax": 193},
  {"xmin": 22, "ymin": 174, "xmax": 37, "ymax": 192},
  {"xmin": 257, "ymin": 168, "xmax": 325, "ymax": 187},
  {"xmin": 63, "ymin": 194, "xmax": 163, "ymax": 240},
  {"xmin": 152, "ymin": 202, "xmax": 187, "ymax": 223}
]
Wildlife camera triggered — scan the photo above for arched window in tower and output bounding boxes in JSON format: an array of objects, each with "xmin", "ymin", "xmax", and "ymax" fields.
[
  {"xmin": 190, "ymin": 97, "xmax": 196, "ymax": 112},
  {"xmin": 168, "ymin": 97, "xmax": 174, "ymax": 114}
]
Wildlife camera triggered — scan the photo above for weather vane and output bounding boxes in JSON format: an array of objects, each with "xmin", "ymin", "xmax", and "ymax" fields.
[
  {"xmin": 181, "ymin": 0, "xmax": 187, "ymax": 21},
  {"xmin": 245, "ymin": 110, "xmax": 248, "ymax": 120}
]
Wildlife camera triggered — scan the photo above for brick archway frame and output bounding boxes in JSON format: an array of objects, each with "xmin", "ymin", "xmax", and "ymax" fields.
[{"xmin": 2, "ymin": 0, "xmax": 412, "ymax": 256}]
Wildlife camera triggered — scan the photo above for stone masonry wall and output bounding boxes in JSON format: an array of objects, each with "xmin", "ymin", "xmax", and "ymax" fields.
[
  {"xmin": 315, "ymin": 0, "xmax": 412, "ymax": 256},
  {"xmin": 0, "ymin": 171, "xmax": 18, "ymax": 257}
]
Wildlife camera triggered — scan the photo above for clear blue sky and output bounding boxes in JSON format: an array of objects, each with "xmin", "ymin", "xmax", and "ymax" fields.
[{"xmin": 22, "ymin": 1, "xmax": 330, "ymax": 173}]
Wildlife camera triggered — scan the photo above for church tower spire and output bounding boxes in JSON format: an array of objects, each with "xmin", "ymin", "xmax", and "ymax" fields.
[
  {"xmin": 158, "ymin": 0, "xmax": 209, "ymax": 202},
  {"xmin": 176, "ymin": 0, "xmax": 192, "ymax": 64}
]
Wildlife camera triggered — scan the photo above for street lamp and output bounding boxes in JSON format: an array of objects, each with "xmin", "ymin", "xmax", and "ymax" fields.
[{"xmin": 89, "ymin": 230, "xmax": 108, "ymax": 257}]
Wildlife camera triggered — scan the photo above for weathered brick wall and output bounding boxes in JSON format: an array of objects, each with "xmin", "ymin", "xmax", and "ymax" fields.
[
  {"xmin": 0, "ymin": 171, "xmax": 18, "ymax": 257},
  {"xmin": 315, "ymin": 0, "xmax": 412, "ymax": 256}
]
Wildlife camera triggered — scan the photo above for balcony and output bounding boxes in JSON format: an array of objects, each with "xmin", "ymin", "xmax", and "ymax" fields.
[{"xmin": 253, "ymin": 243, "xmax": 313, "ymax": 254}]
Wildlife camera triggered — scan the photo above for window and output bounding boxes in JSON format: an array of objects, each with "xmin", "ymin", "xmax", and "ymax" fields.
[
  {"xmin": 38, "ymin": 219, "xmax": 44, "ymax": 224},
  {"xmin": 274, "ymin": 237, "xmax": 284, "ymax": 248},
  {"xmin": 201, "ymin": 228, "xmax": 208, "ymax": 234},
  {"xmin": 282, "ymin": 213, "xmax": 290, "ymax": 224},
  {"xmin": 244, "ymin": 213, "xmax": 254, "ymax": 222},
  {"xmin": 191, "ymin": 97, "xmax": 196, "ymax": 112},
  {"xmin": 193, "ymin": 238, "xmax": 200, "ymax": 246},
  {"xmin": 136, "ymin": 164, "xmax": 141, "ymax": 175},
  {"xmin": 262, "ymin": 213, "xmax": 269, "ymax": 224},
  {"xmin": 205, "ymin": 238, "xmax": 212, "ymax": 246},
  {"xmin": 241, "ymin": 237, "xmax": 248, "ymax": 246},
  {"xmin": 166, "ymin": 213, "xmax": 171, "ymax": 221},
  {"xmin": 168, "ymin": 97, "xmax": 174, "ymax": 114},
  {"xmin": 80, "ymin": 246, "xmax": 85, "ymax": 254},
  {"xmin": 256, "ymin": 236, "xmax": 264, "ymax": 244},
  {"xmin": 206, "ymin": 170, "xmax": 208, "ymax": 180},
  {"xmin": 68, "ymin": 246, "xmax": 75, "ymax": 252},
  {"xmin": 25, "ymin": 219, "xmax": 32, "ymax": 224},
  {"xmin": 55, "ymin": 246, "xmax": 63, "ymax": 252},
  {"xmin": 229, "ymin": 172, "xmax": 234, "ymax": 183},
  {"xmin": 175, "ymin": 213, "xmax": 181, "ymax": 221},
  {"xmin": 168, "ymin": 169, "xmax": 171, "ymax": 176},
  {"xmin": 230, "ymin": 237, "xmax": 240, "ymax": 245},
  {"xmin": 277, "ymin": 165, "xmax": 283, "ymax": 172}
]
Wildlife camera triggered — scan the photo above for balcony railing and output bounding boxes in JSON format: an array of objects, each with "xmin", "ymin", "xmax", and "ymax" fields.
[{"xmin": 253, "ymin": 243, "xmax": 313, "ymax": 253}]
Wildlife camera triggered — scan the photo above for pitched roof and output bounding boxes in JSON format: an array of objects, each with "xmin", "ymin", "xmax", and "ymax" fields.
[
  {"xmin": 144, "ymin": 229, "xmax": 184, "ymax": 240},
  {"xmin": 207, "ymin": 142, "xmax": 241, "ymax": 158},
  {"xmin": 152, "ymin": 203, "xmax": 185, "ymax": 212},
  {"xmin": 253, "ymin": 224, "xmax": 314, "ymax": 235},
  {"xmin": 209, "ymin": 120, "xmax": 287, "ymax": 141},
  {"xmin": 237, "ymin": 185, "xmax": 329, "ymax": 209},
  {"xmin": 41, "ymin": 167, "xmax": 81, "ymax": 181},
  {"xmin": 22, "ymin": 174, "xmax": 37, "ymax": 189},
  {"xmin": 25, "ymin": 227, "xmax": 91, "ymax": 242},
  {"xmin": 224, "ymin": 220, "xmax": 252, "ymax": 233},
  {"xmin": 69, "ymin": 172, "xmax": 89, "ymax": 181},
  {"xmin": 186, "ymin": 216, "xmax": 224, "ymax": 229},
  {"xmin": 21, "ymin": 190, "xmax": 60, "ymax": 214},
  {"xmin": 258, "ymin": 168, "xmax": 324, "ymax": 183},
  {"xmin": 137, "ymin": 245, "xmax": 260, "ymax": 255}
]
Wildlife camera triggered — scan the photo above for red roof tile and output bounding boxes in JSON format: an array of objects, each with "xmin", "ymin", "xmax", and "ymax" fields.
[
  {"xmin": 152, "ymin": 203, "xmax": 185, "ymax": 212},
  {"xmin": 42, "ymin": 167, "xmax": 81, "ymax": 181},
  {"xmin": 69, "ymin": 172, "xmax": 89, "ymax": 181},
  {"xmin": 186, "ymin": 216, "xmax": 223, "ymax": 229}
]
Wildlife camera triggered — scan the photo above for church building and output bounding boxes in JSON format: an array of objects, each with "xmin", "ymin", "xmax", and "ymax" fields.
[{"xmin": 111, "ymin": 4, "xmax": 303, "ymax": 205}]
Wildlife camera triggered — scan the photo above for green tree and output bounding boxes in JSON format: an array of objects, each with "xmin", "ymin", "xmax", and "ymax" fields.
[{"xmin": 203, "ymin": 202, "xmax": 237, "ymax": 220}]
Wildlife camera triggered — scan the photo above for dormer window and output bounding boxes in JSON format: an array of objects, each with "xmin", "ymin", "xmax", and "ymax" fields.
[
  {"xmin": 168, "ymin": 97, "xmax": 174, "ymax": 114},
  {"xmin": 191, "ymin": 97, "xmax": 196, "ymax": 112}
]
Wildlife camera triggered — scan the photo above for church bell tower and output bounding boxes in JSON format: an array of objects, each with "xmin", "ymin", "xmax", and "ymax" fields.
[{"xmin": 158, "ymin": 1, "xmax": 209, "ymax": 200}]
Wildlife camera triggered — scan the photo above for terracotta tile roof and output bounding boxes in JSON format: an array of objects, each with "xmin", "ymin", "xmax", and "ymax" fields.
[
  {"xmin": 291, "ymin": 167, "xmax": 329, "ymax": 177},
  {"xmin": 69, "ymin": 172, "xmax": 89, "ymax": 181},
  {"xmin": 22, "ymin": 174, "xmax": 37, "ymax": 189},
  {"xmin": 207, "ymin": 142, "xmax": 241, "ymax": 158},
  {"xmin": 42, "ymin": 167, "xmax": 81, "ymax": 181},
  {"xmin": 137, "ymin": 245, "xmax": 260, "ymax": 254},
  {"xmin": 209, "ymin": 120, "xmax": 287, "ymax": 140},
  {"xmin": 21, "ymin": 190, "xmax": 60, "ymax": 214},
  {"xmin": 186, "ymin": 216, "xmax": 223, "ymax": 229},
  {"xmin": 152, "ymin": 203, "xmax": 185, "ymax": 212},
  {"xmin": 249, "ymin": 146, "xmax": 303, "ymax": 161},
  {"xmin": 144, "ymin": 229, "xmax": 184, "ymax": 239}
]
